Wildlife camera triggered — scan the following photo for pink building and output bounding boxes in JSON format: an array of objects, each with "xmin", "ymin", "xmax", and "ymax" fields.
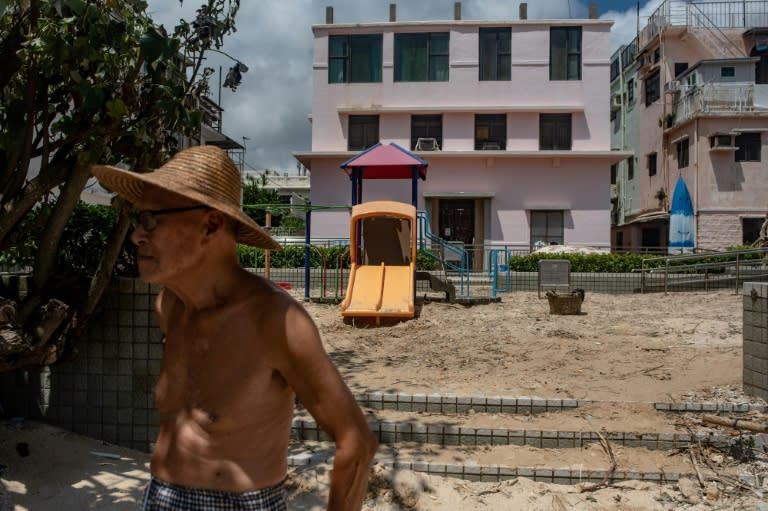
[
  {"xmin": 611, "ymin": 0, "xmax": 768, "ymax": 251},
  {"xmin": 294, "ymin": 4, "xmax": 630, "ymax": 266}
]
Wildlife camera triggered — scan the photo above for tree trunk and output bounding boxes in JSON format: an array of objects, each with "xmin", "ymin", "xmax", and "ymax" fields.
[
  {"xmin": 32, "ymin": 162, "xmax": 96, "ymax": 293},
  {"xmin": 0, "ymin": 297, "xmax": 71, "ymax": 372}
]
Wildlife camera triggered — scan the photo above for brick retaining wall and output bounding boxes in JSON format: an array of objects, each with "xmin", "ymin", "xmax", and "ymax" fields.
[{"xmin": 744, "ymin": 282, "xmax": 768, "ymax": 400}]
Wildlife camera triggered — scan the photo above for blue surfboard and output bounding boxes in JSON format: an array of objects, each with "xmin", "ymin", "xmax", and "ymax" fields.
[{"xmin": 668, "ymin": 176, "xmax": 695, "ymax": 252}]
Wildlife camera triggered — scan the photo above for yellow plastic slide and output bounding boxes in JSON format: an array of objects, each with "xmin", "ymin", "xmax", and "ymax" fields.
[
  {"xmin": 341, "ymin": 262, "xmax": 415, "ymax": 319},
  {"xmin": 340, "ymin": 201, "xmax": 417, "ymax": 322}
]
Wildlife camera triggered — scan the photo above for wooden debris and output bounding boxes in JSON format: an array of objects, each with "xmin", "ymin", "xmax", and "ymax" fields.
[
  {"xmin": 580, "ymin": 430, "xmax": 617, "ymax": 493},
  {"xmin": 702, "ymin": 414, "xmax": 767, "ymax": 433}
]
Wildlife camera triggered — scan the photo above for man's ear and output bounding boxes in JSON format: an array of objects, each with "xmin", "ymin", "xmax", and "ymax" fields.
[{"xmin": 203, "ymin": 211, "xmax": 227, "ymax": 236}]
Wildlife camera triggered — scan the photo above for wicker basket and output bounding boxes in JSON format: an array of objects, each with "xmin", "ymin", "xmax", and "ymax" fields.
[{"xmin": 546, "ymin": 292, "xmax": 583, "ymax": 315}]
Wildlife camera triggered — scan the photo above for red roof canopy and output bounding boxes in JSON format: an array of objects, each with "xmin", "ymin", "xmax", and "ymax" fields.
[{"xmin": 340, "ymin": 143, "xmax": 428, "ymax": 180}]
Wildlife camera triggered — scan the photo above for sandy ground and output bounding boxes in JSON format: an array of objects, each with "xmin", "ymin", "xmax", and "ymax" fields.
[{"xmin": 2, "ymin": 289, "xmax": 768, "ymax": 510}]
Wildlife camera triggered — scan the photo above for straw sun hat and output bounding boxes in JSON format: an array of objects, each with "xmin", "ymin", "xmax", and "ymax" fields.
[{"xmin": 91, "ymin": 145, "xmax": 280, "ymax": 250}]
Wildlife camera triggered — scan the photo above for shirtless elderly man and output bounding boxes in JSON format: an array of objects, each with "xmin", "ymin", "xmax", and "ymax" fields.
[{"xmin": 92, "ymin": 145, "xmax": 377, "ymax": 510}]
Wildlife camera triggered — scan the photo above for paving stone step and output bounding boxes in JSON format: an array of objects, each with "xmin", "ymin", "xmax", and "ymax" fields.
[
  {"xmin": 287, "ymin": 443, "xmax": 699, "ymax": 486},
  {"xmin": 291, "ymin": 416, "xmax": 729, "ymax": 451},
  {"xmin": 300, "ymin": 391, "xmax": 767, "ymax": 415}
]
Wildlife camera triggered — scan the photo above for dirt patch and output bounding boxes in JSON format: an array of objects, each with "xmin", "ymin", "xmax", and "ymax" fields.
[{"xmin": 302, "ymin": 289, "xmax": 746, "ymax": 402}]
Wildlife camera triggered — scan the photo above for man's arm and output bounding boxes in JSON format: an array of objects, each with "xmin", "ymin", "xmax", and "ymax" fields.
[{"xmin": 272, "ymin": 299, "xmax": 378, "ymax": 511}]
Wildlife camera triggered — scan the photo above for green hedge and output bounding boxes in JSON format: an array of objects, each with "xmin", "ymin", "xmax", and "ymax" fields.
[
  {"xmin": 237, "ymin": 245, "xmax": 440, "ymax": 270},
  {"xmin": 506, "ymin": 246, "xmax": 762, "ymax": 273}
]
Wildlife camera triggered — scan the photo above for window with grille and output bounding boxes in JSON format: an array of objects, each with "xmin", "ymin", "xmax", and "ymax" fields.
[
  {"xmin": 348, "ymin": 115, "xmax": 379, "ymax": 151},
  {"xmin": 645, "ymin": 72, "xmax": 660, "ymax": 105},
  {"xmin": 411, "ymin": 115, "xmax": 443, "ymax": 150},
  {"xmin": 394, "ymin": 32, "xmax": 449, "ymax": 82},
  {"xmin": 735, "ymin": 133, "xmax": 761, "ymax": 162},
  {"xmin": 479, "ymin": 27, "xmax": 511, "ymax": 81},
  {"xmin": 742, "ymin": 217, "xmax": 764, "ymax": 244},
  {"xmin": 530, "ymin": 210, "xmax": 564, "ymax": 250},
  {"xmin": 329, "ymin": 34, "xmax": 383, "ymax": 83},
  {"xmin": 677, "ymin": 138, "xmax": 689, "ymax": 169},
  {"xmin": 474, "ymin": 114, "xmax": 506, "ymax": 150},
  {"xmin": 539, "ymin": 114, "xmax": 572, "ymax": 150},
  {"xmin": 550, "ymin": 27, "xmax": 582, "ymax": 80}
]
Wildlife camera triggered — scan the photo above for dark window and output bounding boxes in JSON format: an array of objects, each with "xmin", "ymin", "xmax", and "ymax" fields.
[
  {"xmin": 394, "ymin": 32, "xmax": 449, "ymax": 82},
  {"xmin": 329, "ymin": 35, "xmax": 383, "ymax": 83},
  {"xmin": 721, "ymin": 66, "xmax": 735, "ymax": 77},
  {"xmin": 642, "ymin": 227, "xmax": 661, "ymax": 249},
  {"xmin": 550, "ymin": 27, "xmax": 582, "ymax": 80},
  {"xmin": 411, "ymin": 115, "xmax": 443, "ymax": 150},
  {"xmin": 610, "ymin": 164, "xmax": 617, "ymax": 184},
  {"xmin": 610, "ymin": 58, "xmax": 620, "ymax": 82},
  {"xmin": 648, "ymin": 153, "xmax": 657, "ymax": 176},
  {"xmin": 530, "ymin": 210, "xmax": 564, "ymax": 250},
  {"xmin": 743, "ymin": 217, "xmax": 764, "ymax": 244},
  {"xmin": 539, "ymin": 113, "xmax": 572, "ymax": 150},
  {"xmin": 348, "ymin": 115, "xmax": 379, "ymax": 151},
  {"xmin": 645, "ymin": 72, "xmax": 660, "ymax": 106},
  {"xmin": 627, "ymin": 157, "xmax": 634, "ymax": 180},
  {"xmin": 479, "ymin": 27, "xmax": 511, "ymax": 81},
  {"xmin": 627, "ymin": 78, "xmax": 634, "ymax": 103},
  {"xmin": 653, "ymin": 47, "xmax": 660, "ymax": 63},
  {"xmin": 735, "ymin": 133, "xmax": 762, "ymax": 162},
  {"xmin": 674, "ymin": 62, "xmax": 688, "ymax": 77},
  {"xmin": 677, "ymin": 138, "xmax": 689, "ymax": 168},
  {"xmin": 474, "ymin": 114, "xmax": 506, "ymax": 150},
  {"xmin": 615, "ymin": 231, "xmax": 624, "ymax": 248}
]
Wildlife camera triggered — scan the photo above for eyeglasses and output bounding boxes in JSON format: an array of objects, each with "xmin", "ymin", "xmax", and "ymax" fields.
[{"xmin": 130, "ymin": 205, "xmax": 210, "ymax": 232}]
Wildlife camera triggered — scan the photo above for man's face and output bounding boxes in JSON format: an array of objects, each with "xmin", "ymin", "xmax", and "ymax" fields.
[{"xmin": 130, "ymin": 186, "xmax": 210, "ymax": 285}]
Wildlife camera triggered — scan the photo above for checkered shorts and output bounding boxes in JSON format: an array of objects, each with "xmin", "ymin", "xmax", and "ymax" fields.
[{"xmin": 139, "ymin": 476, "xmax": 287, "ymax": 511}]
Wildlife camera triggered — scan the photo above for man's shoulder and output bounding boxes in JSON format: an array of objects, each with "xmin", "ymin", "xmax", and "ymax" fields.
[{"xmin": 237, "ymin": 272, "xmax": 300, "ymax": 310}]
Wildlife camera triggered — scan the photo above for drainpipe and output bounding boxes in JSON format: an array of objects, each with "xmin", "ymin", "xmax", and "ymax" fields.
[
  {"xmin": 694, "ymin": 118, "xmax": 699, "ymax": 248},
  {"xmin": 618, "ymin": 50, "xmax": 627, "ymax": 225}
]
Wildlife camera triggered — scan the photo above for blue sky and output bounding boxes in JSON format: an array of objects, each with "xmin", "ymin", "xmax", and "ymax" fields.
[{"xmin": 146, "ymin": 0, "xmax": 666, "ymax": 171}]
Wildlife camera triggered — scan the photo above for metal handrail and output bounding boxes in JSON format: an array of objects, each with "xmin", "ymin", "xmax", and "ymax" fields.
[
  {"xmin": 687, "ymin": 2, "xmax": 746, "ymax": 57},
  {"xmin": 416, "ymin": 210, "xmax": 470, "ymax": 296},
  {"xmin": 639, "ymin": 247, "xmax": 768, "ymax": 293}
]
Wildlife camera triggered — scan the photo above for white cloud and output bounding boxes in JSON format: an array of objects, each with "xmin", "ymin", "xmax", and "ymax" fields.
[{"xmin": 149, "ymin": 1, "xmax": 750, "ymax": 170}]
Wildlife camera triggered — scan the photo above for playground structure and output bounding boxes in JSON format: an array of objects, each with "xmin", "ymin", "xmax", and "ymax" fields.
[
  {"xmin": 242, "ymin": 142, "xmax": 472, "ymax": 305},
  {"xmin": 340, "ymin": 201, "xmax": 417, "ymax": 323}
]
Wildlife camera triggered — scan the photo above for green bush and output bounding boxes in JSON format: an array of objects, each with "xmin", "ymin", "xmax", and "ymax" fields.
[
  {"xmin": 0, "ymin": 201, "xmax": 136, "ymax": 275},
  {"xmin": 416, "ymin": 249, "xmax": 440, "ymax": 270},
  {"xmin": 507, "ymin": 252, "xmax": 662, "ymax": 273},
  {"xmin": 237, "ymin": 245, "xmax": 440, "ymax": 270},
  {"xmin": 506, "ymin": 248, "xmax": 765, "ymax": 273}
]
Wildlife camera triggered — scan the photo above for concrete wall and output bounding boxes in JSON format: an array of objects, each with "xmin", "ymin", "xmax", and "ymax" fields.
[
  {"xmin": 309, "ymin": 156, "xmax": 611, "ymax": 248},
  {"xmin": 311, "ymin": 21, "xmax": 614, "ymax": 151},
  {"xmin": 744, "ymin": 282, "xmax": 768, "ymax": 400}
]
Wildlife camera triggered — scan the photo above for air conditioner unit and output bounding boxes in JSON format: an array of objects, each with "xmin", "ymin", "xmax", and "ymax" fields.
[
  {"xmin": 665, "ymin": 80, "xmax": 680, "ymax": 93},
  {"xmin": 611, "ymin": 94, "xmax": 622, "ymax": 110},
  {"xmin": 415, "ymin": 137, "xmax": 440, "ymax": 151},
  {"xmin": 709, "ymin": 134, "xmax": 736, "ymax": 151}
]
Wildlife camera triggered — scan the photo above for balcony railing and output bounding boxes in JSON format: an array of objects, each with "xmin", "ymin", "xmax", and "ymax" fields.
[
  {"xmin": 639, "ymin": 0, "xmax": 768, "ymax": 49},
  {"xmin": 672, "ymin": 83, "xmax": 768, "ymax": 124}
]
